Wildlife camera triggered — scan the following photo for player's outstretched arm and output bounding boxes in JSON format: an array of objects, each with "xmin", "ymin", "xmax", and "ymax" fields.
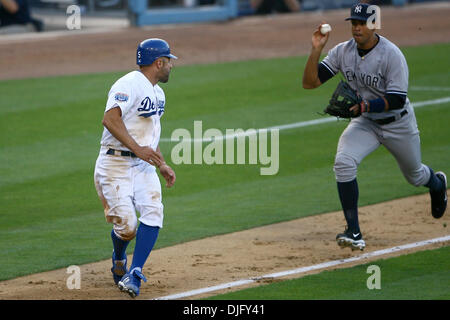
[
  {"xmin": 302, "ymin": 24, "xmax": 330, "ymax": 89},
  {"xmin": 102, "ymin": 107, "xmax": 163, "ymax": 167}
]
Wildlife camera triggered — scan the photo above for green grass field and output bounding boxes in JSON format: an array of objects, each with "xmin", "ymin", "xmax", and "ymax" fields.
[{"xmin": 1, "ymin": 42, "xmax": 449, "ymax": 300}]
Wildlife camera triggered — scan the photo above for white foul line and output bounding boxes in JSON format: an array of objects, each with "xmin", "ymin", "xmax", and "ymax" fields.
[
  {"xmin": 154, "ymin": 235, "xmax": 450, "ymax": 300},
  {"xmin": 410, "ymin": 86, "xmax": 450, "ymax": 92},
  {"xmin": 159, "ymin": 96, "xmax": 450, "ymax": 143}
]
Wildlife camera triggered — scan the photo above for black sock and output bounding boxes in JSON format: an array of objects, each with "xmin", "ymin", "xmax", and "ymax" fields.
[
  {"xmin": 337, "ymin": 179, "xmax": 361, "ymax": 234},
  {"xmin": 425, "ymin": 166, "xmax": 444, "ymax": 192}
]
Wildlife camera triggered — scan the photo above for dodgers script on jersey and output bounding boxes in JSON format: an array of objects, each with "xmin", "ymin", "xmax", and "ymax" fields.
[
  {"xmin": 321, "ymin": 35, "xmax": 410, "ymax": 120},
  {"xmin": 100, "ymin": 70, "xmax": 165, "ymax": 151}
]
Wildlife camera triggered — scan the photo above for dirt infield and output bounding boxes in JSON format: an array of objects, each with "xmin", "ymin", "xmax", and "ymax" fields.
[
  {"xmin": 0, "ymin": 193, "xmax": 448, "ymax": 300},
  {"xmin": 0, "ymin": 2, "xmax": 449, "ymax": 300}
]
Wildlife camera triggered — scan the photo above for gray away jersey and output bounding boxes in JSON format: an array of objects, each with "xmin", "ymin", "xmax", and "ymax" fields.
[{"xmin": 321, "ymin": 35, "xmax": 411, "ymax": 120}]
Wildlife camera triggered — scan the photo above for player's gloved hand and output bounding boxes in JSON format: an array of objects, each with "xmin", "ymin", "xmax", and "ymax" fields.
[
  {"xmin": 158, "ymin": 163, "xmax": 176, "ymax": 188},
  {"xmin": 135, "ymin": 146, "xmax": 163, "ymax": 167},
  {"xmin": 323, "ymin": 80, "xmax": 362, "ymax": 118}
]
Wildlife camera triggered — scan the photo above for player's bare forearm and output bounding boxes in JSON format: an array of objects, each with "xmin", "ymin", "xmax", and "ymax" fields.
[
  {"xmin": 155, "ymin": 145, "xmax": 166, "ymax": 165},
  {"xmin": 102, "ymin": 108, "xmax": 138, "ymax": 149},
  {"xmin": 303, "ymin": 25, "xmax": 330, "ymax": 89},
  {"xmin": 102, "ymin": 107, "xmax": 162, "ymax": 166},
  {"xmin": 303, "ymin": 48, "xmax": 322, "ymax": 89},
  {"xmin": 156, "ymin": 145, "xmax": 176, "ymax": 187},
  {"xmin": 102, "ymin": 107, "xmax": 142, "ymax": 152}
]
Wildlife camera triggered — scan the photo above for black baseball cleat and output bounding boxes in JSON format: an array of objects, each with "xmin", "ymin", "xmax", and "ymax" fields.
[
  {"xmin": 430, "ymin": 171, "xmax": 447, "ymax": 219},
  {"xmin": 336, "ymin": 228, "xmax": 365, "ymax": 251}
]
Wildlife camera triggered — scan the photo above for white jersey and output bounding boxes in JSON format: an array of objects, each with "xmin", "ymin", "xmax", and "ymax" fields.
[{"xmin": 100, "ymin": 70, "xmax": 165, "ymax": 151}]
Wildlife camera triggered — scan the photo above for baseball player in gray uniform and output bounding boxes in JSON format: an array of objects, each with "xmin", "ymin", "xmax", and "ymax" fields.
[{"xmin": 302, "ymin": 3, "xmax": 447, "ymax": 250}]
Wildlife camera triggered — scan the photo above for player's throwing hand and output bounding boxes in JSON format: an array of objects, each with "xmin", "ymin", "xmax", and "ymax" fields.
[{"xmin": 311, "ymin": 23, "xmax": 330, "ymax": 50}]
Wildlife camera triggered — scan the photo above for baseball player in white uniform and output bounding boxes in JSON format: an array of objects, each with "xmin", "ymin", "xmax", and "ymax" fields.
[
  {"xmin": 94, "ymin": 38, "xmax": 177, "ymax": 297},
  {"xmin": 302, "ymin": 4, "xmax": 447, "ymax": 250}
]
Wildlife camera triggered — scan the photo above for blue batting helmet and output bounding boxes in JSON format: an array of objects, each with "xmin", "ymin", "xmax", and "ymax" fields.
[{"xmin": 136, "ymin": 38, "xmax": 178, "ymax": 66}]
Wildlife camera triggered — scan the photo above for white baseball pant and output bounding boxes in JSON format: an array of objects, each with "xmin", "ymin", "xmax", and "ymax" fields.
[{"xmin": 94, "ymin": 147, "xmax": 164, "ymax": 241}]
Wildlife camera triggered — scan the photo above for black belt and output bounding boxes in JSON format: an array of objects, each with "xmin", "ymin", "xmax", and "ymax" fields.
[
  {"xmin": 106, "ymin": 148, "xmax": 137, "ymax": 158},
  {"xmin": 372, "ymin": 110, "xmax": 408, "ymax": 125}
]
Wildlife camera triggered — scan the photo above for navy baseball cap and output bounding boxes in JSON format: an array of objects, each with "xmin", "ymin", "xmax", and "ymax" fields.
[{"xmin": 345, "ymin": 3, "xmax": 371, "ymax": 22}]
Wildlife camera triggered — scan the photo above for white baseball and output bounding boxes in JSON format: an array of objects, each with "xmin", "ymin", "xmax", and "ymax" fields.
[{"xmin": 320, "ymin": 24, "xmax": 332, "ymax": 35}]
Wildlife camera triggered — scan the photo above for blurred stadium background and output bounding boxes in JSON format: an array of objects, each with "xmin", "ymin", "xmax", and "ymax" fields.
[{"xmin": 1, "ymin": 0, "xmax": 447, "ymax": 33}]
